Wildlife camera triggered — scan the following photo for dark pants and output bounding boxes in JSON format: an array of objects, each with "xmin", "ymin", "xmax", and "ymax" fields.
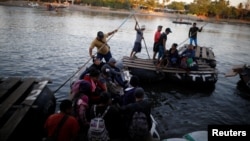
[
  {"xmin": 132, "ymin": 42, "xmax": 142, "ymax": 53},
  {"xmin": 97, "ymin": 51, "xmax": 112, "ymax": 63}
]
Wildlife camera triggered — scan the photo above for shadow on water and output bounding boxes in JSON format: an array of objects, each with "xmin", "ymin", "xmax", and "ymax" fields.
[
  {"xmin": 140, "ymin": 80, "xmax": 216, "ymax": 139},
  {"xmin": 235, "ymin": 80, "xmax": 250, "ymax": 100},
  {"xmin": 141, "ymin": 80, "xmax": 215, "ymax": 107}
]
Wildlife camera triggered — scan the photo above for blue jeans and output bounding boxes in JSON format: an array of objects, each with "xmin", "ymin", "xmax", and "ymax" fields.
[
  {"xmin": 158, "ymin": 45, "xmax": 164, "ymax": 60},
  {"xmin": 190, "ymin": 37, "xmax": 198, "ymax": 46}
]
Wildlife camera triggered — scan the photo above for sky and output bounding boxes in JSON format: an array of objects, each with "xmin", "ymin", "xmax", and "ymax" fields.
[{"xmin": 169, "ymin": 0, "xmax": 247, "ymax": 7}]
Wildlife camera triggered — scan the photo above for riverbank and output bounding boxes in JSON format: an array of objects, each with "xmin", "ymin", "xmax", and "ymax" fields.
[{"xmin": 1, "ymin": 0, "xmax": 250, "ymax": 25}]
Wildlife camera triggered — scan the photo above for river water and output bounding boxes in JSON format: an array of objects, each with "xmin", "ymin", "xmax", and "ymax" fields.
[{"xmin": 0, "ymin": 5, "xmax": 250, "ymax": 139}]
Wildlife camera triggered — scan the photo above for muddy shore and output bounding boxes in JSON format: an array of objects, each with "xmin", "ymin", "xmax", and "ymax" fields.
[{"xmin": 1, "ymin": 0, "xmax": 250, "ymax": 25}]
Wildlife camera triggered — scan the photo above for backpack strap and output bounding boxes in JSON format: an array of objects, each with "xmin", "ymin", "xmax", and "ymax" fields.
[
  {"xmin": 51, "ymin": 114, "xmax": 69, "ymax": 140},
  {"xmin": 101, "ymin": 106, "xmax": 110, "ymax": 118},
  {"xmin": 94, "ymin": 105, "xmax": 110, "ymax": 118},
  {"xmin": 94, "ymin": 105, "xmax": 97, "ymax": 117}
]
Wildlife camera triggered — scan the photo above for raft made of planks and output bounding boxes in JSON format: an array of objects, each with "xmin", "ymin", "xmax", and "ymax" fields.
[
  {"xmin": 178, "ymin": 44, "xmax": 215, "ymax": 60},
  {"xmin": 0, "ymin": 77, "xmax": 55, "ymax": 141},
  {"xmin": 122, "ymin": 56, "xmax": 218, "ymax": 74}
]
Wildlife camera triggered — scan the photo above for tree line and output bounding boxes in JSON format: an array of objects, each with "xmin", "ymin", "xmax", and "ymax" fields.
[{"xmin": 40, "ymin": 0, "xmax": 250, "ymax": 20}]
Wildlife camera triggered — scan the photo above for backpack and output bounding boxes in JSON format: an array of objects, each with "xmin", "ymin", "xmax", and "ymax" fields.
[
  {"xmin": 128, "ymin": 111, "xmax": 149, "ymax": 139},
  {"xmin": 88, "ymin": 105, "xmax": 110, "ymax": 141},
  {"xmin": 72, "ymin": 94, "xmax": 89, "ymax": 126}
]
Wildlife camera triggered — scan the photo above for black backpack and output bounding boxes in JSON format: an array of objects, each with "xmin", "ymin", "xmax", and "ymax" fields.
[{"xmin": 128, "ymin": 111, "xmax": 149, "ymax": 139}]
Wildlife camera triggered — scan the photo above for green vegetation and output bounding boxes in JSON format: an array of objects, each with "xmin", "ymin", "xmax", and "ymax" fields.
[
  {"xmin": 5, "ymin": 0, "xmax": 248, "ymax": 20},
  {"xmin": 73, "ymin": 0, "xmax": 250, "ymax": 20}
]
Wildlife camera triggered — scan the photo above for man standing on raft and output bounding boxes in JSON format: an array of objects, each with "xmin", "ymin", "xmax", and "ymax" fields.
[{"xmin": 188, "ymin": 22, "xmax": 203, "ymax": 47}]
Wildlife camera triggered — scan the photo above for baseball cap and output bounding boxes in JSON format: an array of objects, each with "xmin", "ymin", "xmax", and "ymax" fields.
[
  {"xmin": 97, "ymin": 31, "xmax": 104, "ymax": 38},
  {"xmin": 108, "ymin": 58, "xmax": 116, "ymax": 63},
  {"xmin": 166, "ymin": 28, "xmax": 172, "ymax": 33},
  {"xmin": 101, "ymin": 67, "xmax": 111, "ymax": 77}
]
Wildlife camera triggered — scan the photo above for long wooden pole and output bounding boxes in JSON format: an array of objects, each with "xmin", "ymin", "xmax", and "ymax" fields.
[
  {"xmin": 53, "ymin": 11, "xmax": 135, "ymax": 94},
  {"xmin": 132, "ymin": 15, "xmax": 151, "ymax": 59},
  {"xmin": 178, "ymin": 22, "xmax": 208, "ymax": 47}
]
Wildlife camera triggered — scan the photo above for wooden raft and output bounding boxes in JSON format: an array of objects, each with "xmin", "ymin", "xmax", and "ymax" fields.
[
  {"xmin": 122, "ymin": 56, "xmax": 217, "ymax": 74},
  {"xmin": 0, "ymin": 77, "xmax": 51, "ymax": 141},
  {"xmin": 178, "ymin": 45, "xmax": 215, "ymax": 60}
]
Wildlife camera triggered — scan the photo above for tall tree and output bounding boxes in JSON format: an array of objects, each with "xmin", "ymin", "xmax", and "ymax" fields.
[{"xmin": 189, "ymin": 0, "xmax": 211, "ymax": 16}]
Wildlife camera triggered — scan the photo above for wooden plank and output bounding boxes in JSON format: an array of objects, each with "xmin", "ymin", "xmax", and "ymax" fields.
[
  {"xmin": 124, "ymin": 64, "xmax": 217, "ymax": 74},
  {"xmin": 0, "ymin": 80, "xmax": 48, "ymax": 141},
  {"xmin": 123, "ymin": 60, "xmax": 214, "ymax": 69},
  {"xmin": 195, "ymin": 46, "xmax": 201, "ymax": 57},
  {"xmin": 0, "ymin": 77, "xmax": 21, "ymax": 101},
  {"xmin": 123, "ymin": 56, "xmax": 208, "ymax": 65},
  {"xmin": 123, "ymin": 61, "xmax": 217, "ymax": 74},
  {"xmin": 123, "ymin": 56, "xmax": 212, "ymax": 68},
  {"xmin": 123, "ymin": 60, "xmax": 214, "ymax": 70},
  {"xmin": 36, "ymin": 77, "xmax": 53, "ymax": 83},
  {"xmin": 123, "ymin": 56, "xmax": 151, "ymax": 62},
  {"xmin": 0, "ymin": 78, "xmax": 35, "ymax": 119},
  {"xmin": 123, "ymin": 59, "xmax": 210, "ymax": 68},
  {"xmin": 201, "ymin": 47, "xmax": 208, "ymax": 59}
]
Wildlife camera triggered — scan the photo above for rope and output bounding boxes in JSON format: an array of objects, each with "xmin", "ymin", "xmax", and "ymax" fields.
[
  {"xmin": 53, "ymin": 9, "xmax": 135, "ymax": 94},
  {"xmin": 178, "ymin": 22, "xmax": 208, "ymax": 47},
  {"xmin": 132, "ymin": 15, "xmax": 151, "ymax": 59}
]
